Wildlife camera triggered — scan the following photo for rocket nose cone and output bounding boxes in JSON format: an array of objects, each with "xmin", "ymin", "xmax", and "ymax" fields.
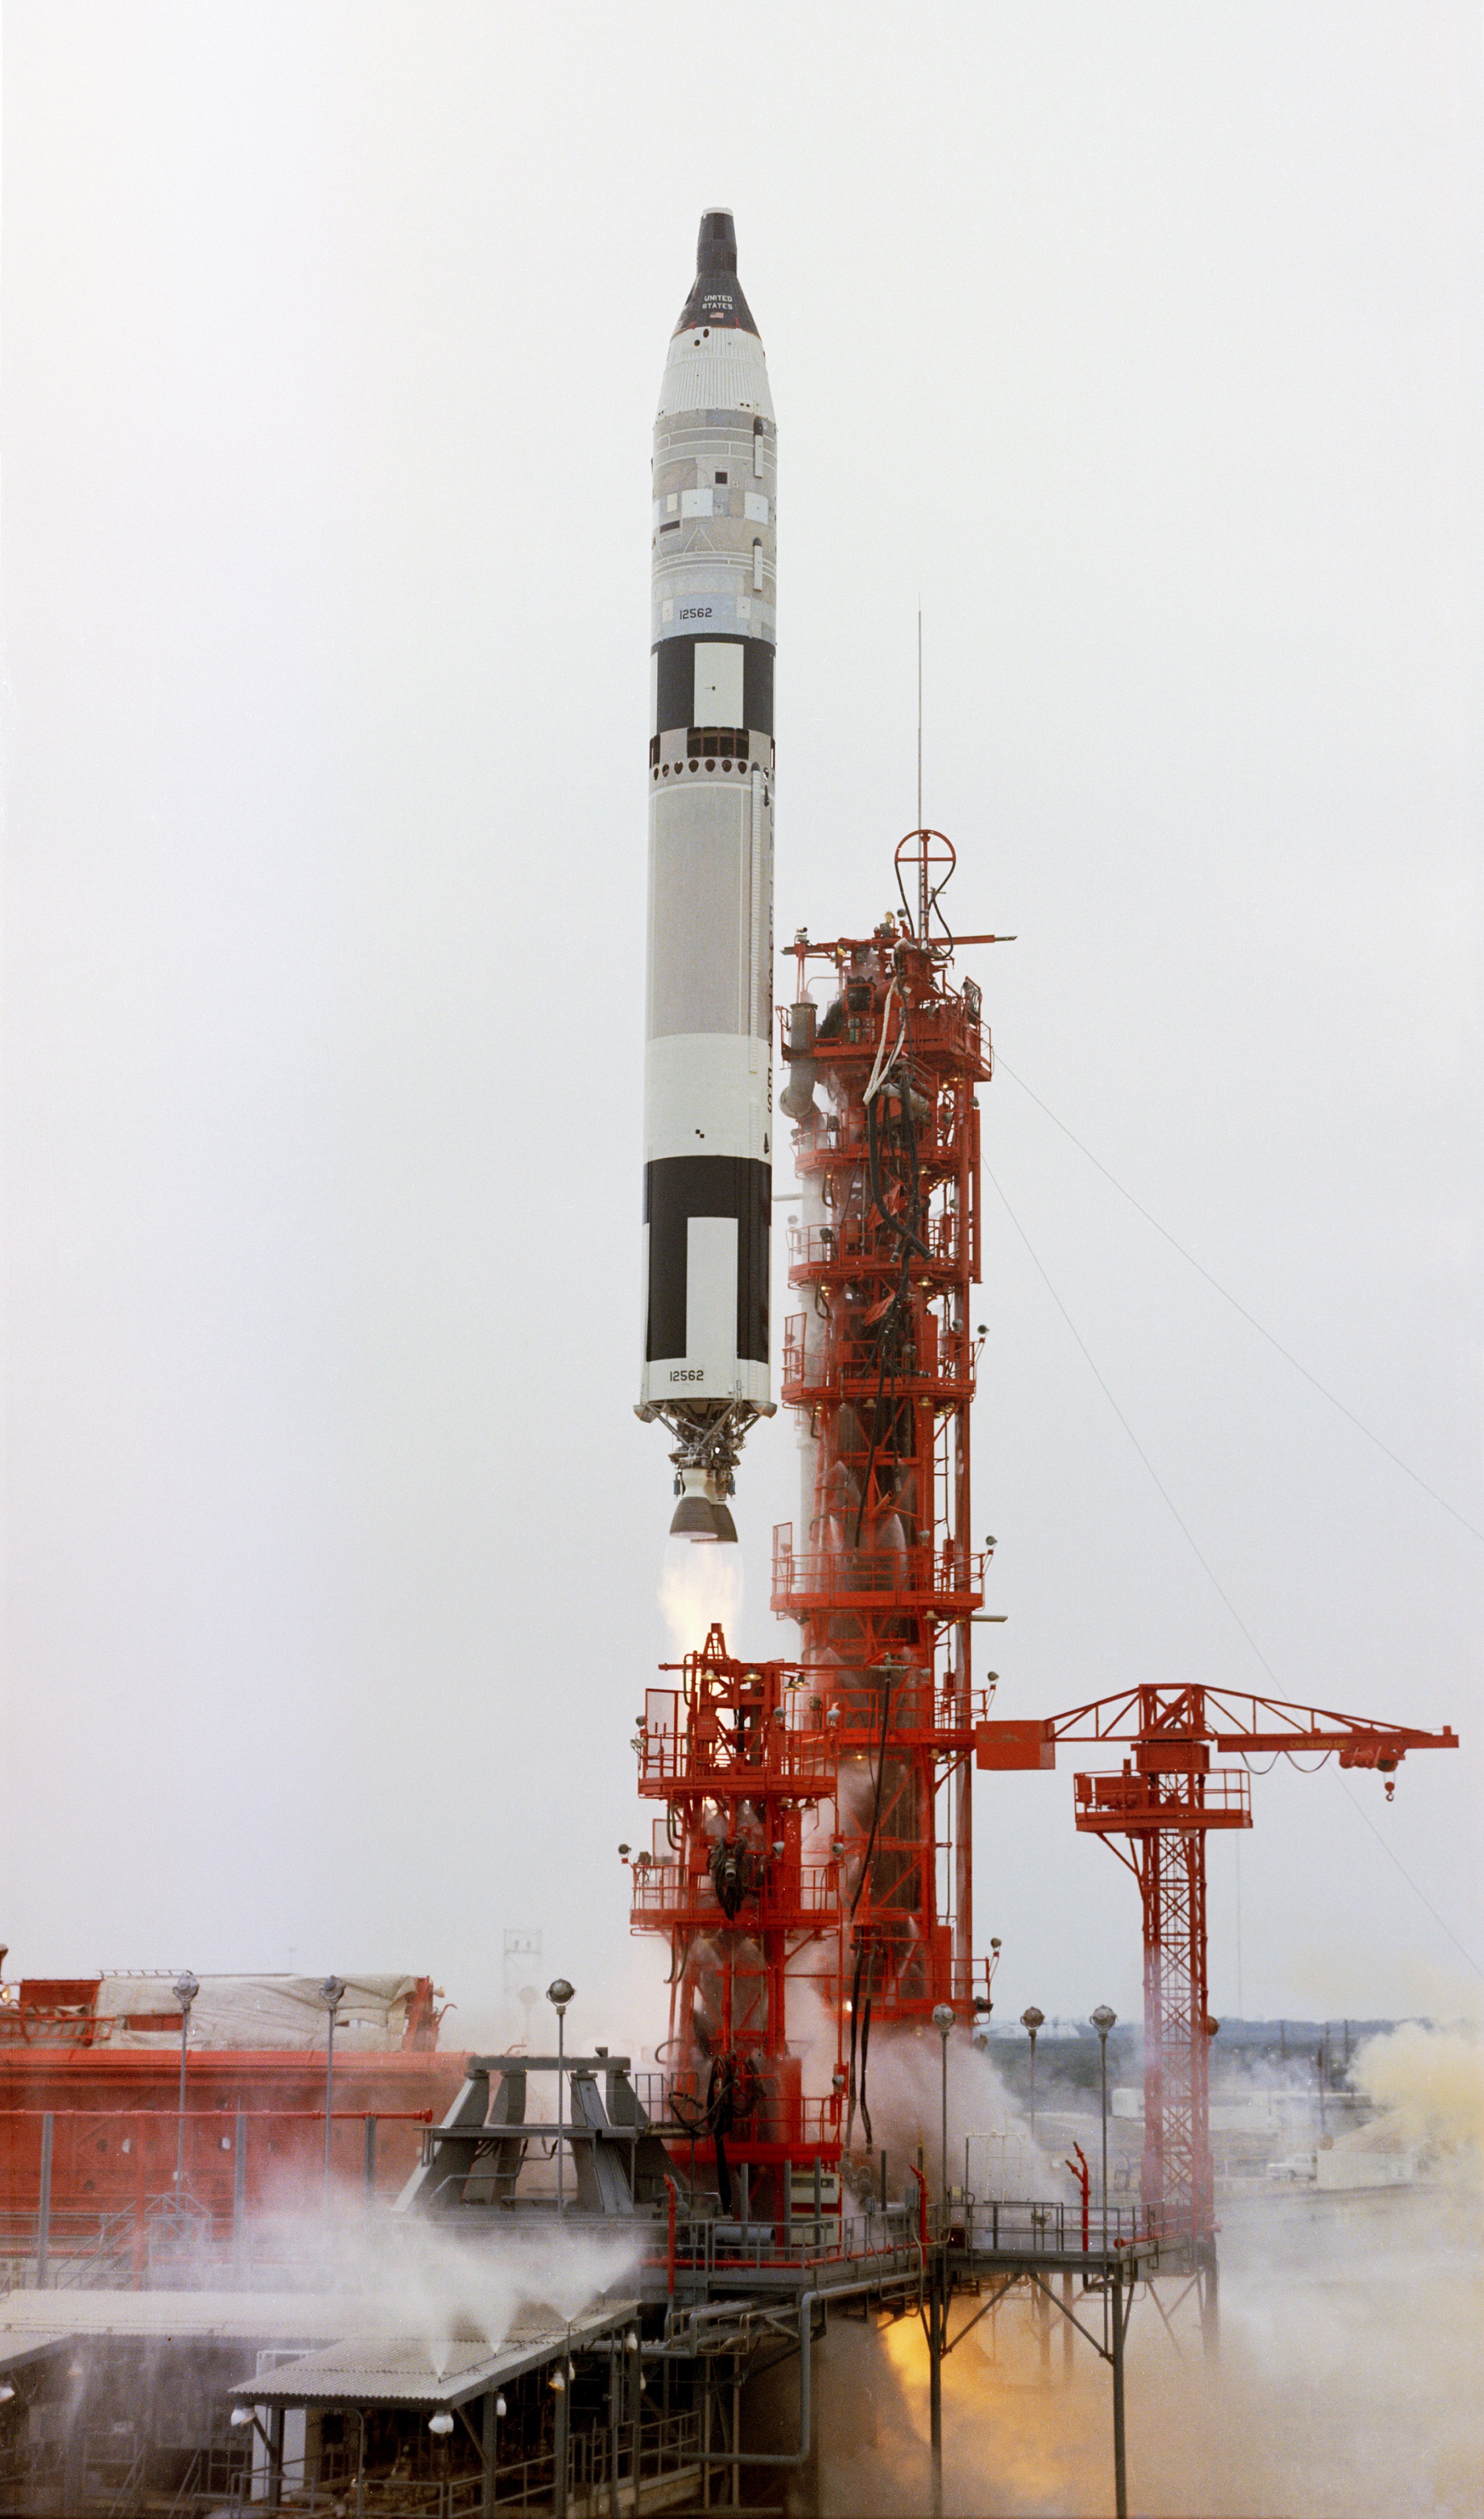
[{"xmin": 674, "ymin": 206, "xmax": 759, "ymax": 340}]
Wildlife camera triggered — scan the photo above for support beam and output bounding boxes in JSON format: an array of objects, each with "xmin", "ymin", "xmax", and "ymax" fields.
[
  {"xmin": 232, "ymin": 2108, "xmax": 248, "ymax": 2261},
  {"xmin": 483, "ymin": 2388, "xmax": 498, "ymax": 2519},
  {"xmin": 554, "ymin": 2367, "xmax": 570, "ymax": 2519},
  {"xmin": 266, "ymin": 2406, "xmax": 284, "ymax": 2512},
  {"xmin": 1199, "ymin": 2233, "xmax": 1220, "ymax": 2360},
  {"xmin": 1111, "ymin": 2263, "xmax": 1128, "ymax": 2519},
  {"xmin": 928, "ymin": 2262, "xmax": 944, "ymax": 2518},
  {"xmin": 35, "ymin": 2116, "xmax": 53, "ymax": 2292}
]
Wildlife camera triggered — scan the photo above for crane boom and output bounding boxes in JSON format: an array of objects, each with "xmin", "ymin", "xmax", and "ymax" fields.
[{"xmin": 975, "ymin": 1682, "xmax": 1458, "ymax": 2310}]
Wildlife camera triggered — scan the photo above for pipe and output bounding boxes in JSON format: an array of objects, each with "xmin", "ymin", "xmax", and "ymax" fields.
[
  {"xmin": 1066, "ymin": 2143, "xmax": 1089, "ymax": 2252},
  {"xmin": 232, "ymin": 2108, "xmax": 247, "ymax": 2263},
  {"xmin": 1111, "ymin": 2260, "xmax": 1128, "ymax": 2519},
  {"xmin": 928, "ymin": 2247, "xmax": 944, "ymax": 2515},
  {"xmin": 554, "ymin": 2359, "xmax": 570, "ymax": 2519},
  {"xmin": 690, "ymin": 2290, "xmax": 819, "ymax": 2471},
  {"xmin": 36, "ymin": 2115, "xmax": 53, "ymax": 2291}
]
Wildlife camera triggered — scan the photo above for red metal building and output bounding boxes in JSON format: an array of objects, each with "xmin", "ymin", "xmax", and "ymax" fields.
[{"xmin": 0, "ymin": 1973, "xmax": 462, "ymax": 2263}]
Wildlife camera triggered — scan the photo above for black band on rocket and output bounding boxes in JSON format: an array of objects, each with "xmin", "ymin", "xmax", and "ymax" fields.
[
  {"xmin": 644, "ymin": 1156, "xmax": 770, "ymax": 1366},
  {"xmin": 653, "ymin": 637, "xmax": 773, "ymax": 741}
]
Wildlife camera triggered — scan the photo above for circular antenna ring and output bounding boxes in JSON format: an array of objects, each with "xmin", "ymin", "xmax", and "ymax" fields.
[{"xmin": 895, "ymin": 829, "xmax": 957, "ymax": 943}]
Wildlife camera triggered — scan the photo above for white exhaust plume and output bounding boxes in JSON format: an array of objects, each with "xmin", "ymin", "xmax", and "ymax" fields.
[
  {"xmin": 810, "ymin": 2019, "xmax": 1483, "ymax": 2516},
  {"xmin": 658, "ymin": 1534, "xmax": 743, "ymax": 1657}
]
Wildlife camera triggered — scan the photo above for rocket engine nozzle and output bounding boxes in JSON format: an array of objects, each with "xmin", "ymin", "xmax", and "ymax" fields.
[{"xmin": 669, "ymin": 1466, "xmax": 739, "ymax": 1545}]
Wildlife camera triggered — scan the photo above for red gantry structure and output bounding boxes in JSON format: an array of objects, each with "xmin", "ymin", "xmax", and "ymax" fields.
[
  {"xmin": 630, "ymin": 833, "xmax": 1009, "ymax": 2213},
  {"xmin": 979, "ymin": 1686, "xmax": 1458, "ymax": 2292},
  {"xmin": 628, "ymin": 825, "xmax": 1459, "ymax": 2306}
]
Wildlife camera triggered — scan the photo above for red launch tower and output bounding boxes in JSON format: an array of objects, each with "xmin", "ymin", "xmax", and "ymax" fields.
[
  {"xmin": 630, "ymin": 834, "xmax": 1006, "ymax": 2210},
  {"xmin": 628, "ymin": 829, "xmax": 1459, "ymax": 2272}
]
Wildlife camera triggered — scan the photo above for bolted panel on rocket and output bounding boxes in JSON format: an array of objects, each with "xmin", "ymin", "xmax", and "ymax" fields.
[{"xmin": 636, "ymin": 211, "xmax": 777, "ymax": 1543}]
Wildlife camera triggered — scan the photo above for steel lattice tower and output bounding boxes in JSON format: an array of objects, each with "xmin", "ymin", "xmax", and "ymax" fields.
[{"xmin": 627, "ymin": 834, "xmax": 1006, "ymax": 2214}]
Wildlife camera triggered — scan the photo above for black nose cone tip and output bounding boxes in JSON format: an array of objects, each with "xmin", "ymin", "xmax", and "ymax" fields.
[{"xmin": 674, "ymin": 206, "xmax": 759, "ymax": 340}]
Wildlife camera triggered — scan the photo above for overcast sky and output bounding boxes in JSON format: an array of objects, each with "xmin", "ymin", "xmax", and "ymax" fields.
[{"xmin": 0, "ymin": 3, "xmax": 1477, "ymax": 2053}]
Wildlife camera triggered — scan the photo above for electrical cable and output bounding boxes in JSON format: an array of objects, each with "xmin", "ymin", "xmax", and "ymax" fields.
[
  {"xmin": 863, "ymin": 980, "xmax": 905, "ymax": 1105},
  {"xmin": 855, "ymin": 1076, "xmax": 926, "ymax": 1543},
  {"xmin": 851, "ymin": 1315, "xmax": 892, "ymax": 1552},
  {"xmin": 1335, "ymin": 1778, "xmax": 1483, "ymax": 1980},
  {"xmin": 844, "ymin": 1945, "xmax": 864, "ymax": 2155},
  {"xmin": 987, "ymin": 1161, "xmax": 1483, "ymax": 1980},
  {"xmin": 985, "ymin": 1162, "xmax": 1287, "ymax": 1692},
  {"xmin": 996, "ymin": 1056, "xmax": 1483, "ymax": 1547}
]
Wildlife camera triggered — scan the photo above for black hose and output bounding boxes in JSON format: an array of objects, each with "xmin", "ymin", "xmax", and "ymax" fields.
[
  {"xmin": 673, "ymin": 2055, "xmax": 739, "ymax": 2214},
  {"xmin": 854, "ymin": 1094, "xmax": 920, "ymax": 1547},
  {"xmin": 866, "ymin": 1092, "xmax": 929, "ymax": 1259},
  {"xmin": 851, "ymin": 1668, "xmax": 895, "ymax": 1920},
  {"xmin": 844, "ymin": 1944, "xmax": 864, "ymax": 2153},
  {"xmin": 852, "ymin": 1337, "xmax": 893, "ymax": 1549}
]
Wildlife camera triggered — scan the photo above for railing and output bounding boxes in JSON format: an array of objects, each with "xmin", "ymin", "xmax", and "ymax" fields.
[
  {"xmin": 225, "ymin": 2411, "xmax": 702, "ymax": 2516},
  {"xmin": 632, "ymin": 2191, "xmax": 1160, "ymax": 2275},
  {"xmin": 560, "ymin": 2409, "xmax": 699, "ymax": 2512},
  {"xmin": 779, "ymin": 1315, "xmax": 976, "ymax": 1398},
  {"xmin": 956, "ymin": 2194, "xmax": 1162, "ymax": 2257},
  {"xmin": 782, "ymin": 996, "xmax": 986, "ymax": 1074},
  {"xmin": 11, "ymin": 2411, "xmax": 715, "ymax": 2519},
  {"xmin": 0, "ymin": 2108, "xmax": 435, "ymax": 2270},
  {"xmin": 772, "ymin": 1526, "xmax": 983, "ymax": 1610},
  {"xmin": 636, "ymin": 1727, "xmax": 835, "ymax": 1792},
  {"xmin": 631, "ymin": 2073, "xmax": 838, "ymax": 2151},
  {"xmin": 1074, "ymin": 1769, "xmax": 1252, "ymax": 1831},
  {"xmin": 788, "ymin": 1213, "xmax": 960, "ymax": 1270},
  {"xmin": 0, "ymin": 2205, "xmax": 141, "ymax": 2291},
  {"xmin": 823, "ymin": 1680, "xmax": 989, "ymax": 1738},
  {"xmin": 630, "ymin": 1863, "xmax": 840, "ymax": 1922},
  {"xmin": 224, "ymin": 2453, "xmax": 492, "ymax": 2514},
  {"xmin": 789, "ymin": 1120, "xmax": 975, "ymax": 1178},
  {"xmin": 656, "ymin": 2206, "xmax": 899, "ymax": 2277}
]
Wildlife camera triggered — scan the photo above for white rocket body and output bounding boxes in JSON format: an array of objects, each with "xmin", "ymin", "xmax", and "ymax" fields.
[{"xmin": 638, "ymin": 213, "xmax": 775, "ymax": 1526}]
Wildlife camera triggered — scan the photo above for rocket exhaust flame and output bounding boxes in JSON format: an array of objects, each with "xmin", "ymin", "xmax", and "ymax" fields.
[{"xmin": 658, "ymin": 1535, "xmax": 743, "ymax": 1658}]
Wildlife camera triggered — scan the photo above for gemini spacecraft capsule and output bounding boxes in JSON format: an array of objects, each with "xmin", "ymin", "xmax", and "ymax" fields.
[{"xmin": 635, "ymin": 210, "xmax": 776, "ymax": 1543}]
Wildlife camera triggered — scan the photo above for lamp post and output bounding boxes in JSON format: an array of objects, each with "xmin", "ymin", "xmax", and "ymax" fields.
[
  {"xmin": 1020, "ymin": 2007, "xmax": 1044, "ymax": 2146},
  {"xmin": 319, "ymin": 1978, "xmax": 346, "ymax": 2194},
  {"xmin": 1090, "ymin": 2006, "xmax": 1116, "ymax": 2249},
  {"xmin": 931, "ymin": 2004, "xmax": 954, "ymax": 2222},
  {"xmin": 548, "ymin": 1980, "xmax": 574, "ymax": 2218},
  {"xmin": 172, "ymin": 1973, "xmax": 199, "ymax": 2199}
]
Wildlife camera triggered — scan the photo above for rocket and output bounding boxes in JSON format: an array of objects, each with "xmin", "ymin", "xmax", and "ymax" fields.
[{"xmin": 635, "ymin": 211, "xmax": 776, "ymax": 1542}]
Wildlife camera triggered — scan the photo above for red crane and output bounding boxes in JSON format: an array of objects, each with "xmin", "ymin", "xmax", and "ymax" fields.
[{"xmin": 979, "ymin": 1688, "xmax": 1458, "ymax": 2297}]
